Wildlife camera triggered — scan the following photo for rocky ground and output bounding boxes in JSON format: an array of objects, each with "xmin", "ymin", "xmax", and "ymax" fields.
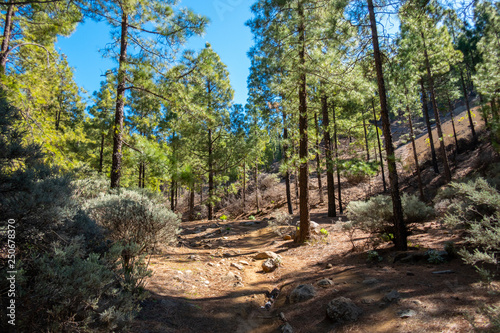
[{"xmin": 129, "ymin": 105, "xmax": 500, "ymax": 333}]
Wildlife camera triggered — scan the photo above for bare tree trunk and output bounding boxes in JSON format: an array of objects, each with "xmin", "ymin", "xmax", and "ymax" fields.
[
  {"xmin": 362, "ymin": 107, "xmax": 370, "ymax": 161},
  {"xmin": 332, "ymin": 102, "xmax": 343, "ymax": 214},
  {"xmin": 242, "ymin": 162, "xmax": 246, "ymax": 212},
  {"xmin": 420, "ymin": 79, "xmax": 440, "ymax": 174},
  {"xmin": 255, "ymin": 158, "xmax": 260, "ymax": 213},
  {"xmin": 170, "ymin": 179, "xmax": 175, "ymax": 211},
  {"xmin": 372, "ymin": 98, "xmax": 387, "ymax": 192},
  {"xmin": 460, "ymin": 70, "xmax": 478, "ymax": 145},
  {"xmin": 111, "ymin": 12, "xmax": 128, "ymax": 188},
  {"xmin": 297, "ymin": 0, "xmax": 310, "ymax": 243},
  {"xmin": 408, "ymin": 106, "xmax": 425, "ymax": 201},
  {"xmin": 208, "ymin": 128, "xmax": 214, "ymax": 220},
  {"xmin": 422, "ymin": 32, "xmax": 451, "ymax": 182},
  {"xmin": 99, "ymin": 133, "xmax": 105, "ymax": 173},
  {"xmin": 314, "ymin": 112, "xmax": 324, "ymax": 204},
  {"xmin": 447, "ymin": 95, "xmax": 459, "ymax": 156},
  {"xmin": 189, "ymin": 187, "xmax": 195, "ymax": 220},
  {"xmin": 0, "ymin": 2, "xmax": 15, "ymax": 75},
  {"xmin": 368, "ymin": 0, "xmax": 406, "ymax": 251},
  {"xmin": 322, "ymin": 95, "xmax": 336, "ymax": 217},
  {"xmin": 282, "ymin": 110, "xmax": 293, "ymax": 214}
]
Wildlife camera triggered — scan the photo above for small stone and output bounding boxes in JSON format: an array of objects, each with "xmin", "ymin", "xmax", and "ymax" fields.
[
  {"xmin": 233, "ymin": 281, "xmax": 245, "ymax": 288},
  {"xmin": 317, "ymin": 278, "xmax": 334, "ymax": 288},
  {"xmin": 184, "ymin": 270, "xmax": 193, "ymax": 275},
  {"xmin": 383, "ymin": 290, "xmax": 401, "ymax": 303},
  {"xmin": 362, "ymin": 278, "xmax": 380, "ymax": 285},
  {"xmin": 283, "ymin": 235, "xmax": 292, "ymax": 241},
  {"xmin": 398, "ymin": 309, "xmax": 417, "ymax": 318},
  {"xmin": 254, "ymin": 251, "xmax": 279, "ymax": 260},
  {"xmin": 280, "ymin": 322, "xmax": 293, "ymax": 333},
  {"xmin": 207, "ymin": 262, "xmax": 215, "ymax": 267},
  {"xmin": 326, "ymin": 263, "xmax": 333, "ymax": 269},
  {"xmin": 361, "ymin": 298, "xmax": 375, "ymax": 304},
  {"xmin": 262, "ymin": 258, "xmax": 278, "ymax": 273},
  {"xmin": 290, "ymin": 284, "xmax": 316, "ymax": 303},
  {"xmin": 326, "ymin": 297, "xmax": 363, "ymax": 323},
  {"xmin": 203, "ymin": 280, "xmax": 210, "ymax": 285},
  {"xmin": 239, "ymin": 260, "xmax": 250, "ymax": 266},
  {"xmin": 231, "ymin": 262, "xmax": 244, "ymax": 270}
]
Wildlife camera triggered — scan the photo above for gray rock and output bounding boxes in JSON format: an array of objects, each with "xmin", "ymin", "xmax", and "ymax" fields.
[
  {"xmin": 280, "ymin": 322, "xmax": 294, "ymax": 333},
  {"xmin": 362, "ymin": 278, "xmax": 380, "ymax": 285},
  {"xmin": 397, "ymin": 309, "xmax": 417, "ymax": 318},
  {"xmin": 233, "ymin": 281, "xmax": 244, "ymax": 288},
  {"xmin": 383, "ymin": 290, "xmax": 401, "ymax": 303},
  {"xmin": 317, "ymin": 278, "xmax": 334, "ymax": 288},
  {"xmin": 188, "ymin": 255, "xmax": 202, "ymax": 261},
  {"xmin": 326, "ymin": 297, "xmax": 363, "ymax": 323},
  {"xmin": 231, "ymin": 262, "xmax": 244, "ymax": 270},
  {"xmin": 290, "ymin": 284, "xmax": 316, "ymax": 303},
  {"xmin": 254, "ymin": 251, "xmax": 279, "ymax": 260}
]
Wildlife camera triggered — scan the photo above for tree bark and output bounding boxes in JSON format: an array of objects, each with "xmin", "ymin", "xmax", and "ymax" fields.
[
  {"xmin": 189, "ymin": 187, "xmax": 195, "ymax": 220},
  {"xmin": 314, "ymin": 112, "xmax": 324, "ymax": 203},
  {"xmin": 321, "ymin": 95, "xmax": 336, "ymax": 217},
  {"xmin": 208, "ymin": 128, "xmax": 214, "ymax": 220},
  {"xmin": 0, "ymin": 2, "xmax": 15, "ymax": 75},
  {"xmin": 111, "ymin": 12, "xmax": 128, "ymax": 188},
  {"xmin": 297, "ymin": 0, "xmax": 310, "ymax": 243},
  {"xmin": 420, "ymin": 79, "xmax": 440, "ymax": 174},
  {"xmin": 447, "ymin": 95, "xmax": 459, "ymax": 155},
  {"xmin": 242, "ymin": 162, "xmax": 246, "ymax": 212},
  {"xmin": 460, "ymin": 70, "xmax": 477, "ymax": 145},
  {"xmin": 372, "ymin": 98, "xmax": 387, "ymax": 192},
  {"xmin": 368, "ymin": 0, "xmax": 406, "ymax": 251},
  {"xmin": 255, "ymin": 157, "xmax": 260, "ymax": 213},
  {"xmin": 422, "ymin": 31, "xmax": 451, "ymax": 182},
  {"xmin": 332, "ymin": 102, "xmax": 343, "ymax": 214},
  {"xmin": 99, "ymin": 133, "xmax": 105, "ymax": 173},
  {"xmin": 282, "ymin": 110, "xmax": 293, "ymax": 214},
  {"xmin": 408, "ymin": 106, "xmax": 425, "ymax": 201}
]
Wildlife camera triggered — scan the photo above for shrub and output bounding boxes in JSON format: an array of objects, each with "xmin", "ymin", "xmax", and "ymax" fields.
[
  {"xmin": 85, "ymin": 189, "xmax": 180, "ymax": 253},
  {"xmin": 346, "ymin": 193, "xmax": 434, "ymax": 247},
  {"xmin": 338, "ymin": 159, "xmax": 379, "ymax": 185},
  {"xmin": 441, "ymin": 178, "xmax": 500, "ymax": 280}
]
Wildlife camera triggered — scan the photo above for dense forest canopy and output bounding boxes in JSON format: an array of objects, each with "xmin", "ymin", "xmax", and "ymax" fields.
[{"xmin": 1, "ymin": 0, "xmax": 500, "ymax": 331}]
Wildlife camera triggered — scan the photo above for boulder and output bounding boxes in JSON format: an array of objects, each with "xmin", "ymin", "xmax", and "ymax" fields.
[
  {"xmin": 383, "ymin": 290, "xmax": 401, "ymax": 303},
  {"xmin": 290, "ymin": 284, "xmax": 316, "ymax": 303},
  {"xmin": 231, "ymin": 262, "xmax": 244, "ymax": 271},
  {"xmin": 326, "ymin": 297, "xmax": 363, "ymax": 323},
  {"xmin": 262, "ymin": 258, "xmax": 279, "ymax": 273},
  {"xmin": 317, "ymin": 278, "xmax": 334, "ymax": 288}
]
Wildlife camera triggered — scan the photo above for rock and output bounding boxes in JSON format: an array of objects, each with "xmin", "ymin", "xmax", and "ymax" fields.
[
  {"xmin": 231, "ymin": 263, "xmax": 244, "ymax": 270},
  {"xmin": 223, "ymin": 271, "xmax": 239, "ymax": 281},
  {"xmin": 290, "ymin": 284, "xmax": 316, "ymax": 303},
  {"xmin": 207, "ymin": 262, "xmax": 216, "ymax": 267},
  {"xmin": 188, "ymin": 255, "xmax": 202, "ymax": 261},
  {"xmin": 317, "ymin": 278, "xmax": 334, "ymax": 288},
  {"xmin": 262, "ymin": 258, "xmax": 279, "ymax": 273},
  {"xmin": 326, "ymin": 263, "xmax": 333, "ymax": 269},
  {"xmin": 397, "ymin": 309, "xmax": 417, "ymax": 318},
  {"xmin": 242, "ymin": 221, "xmax": 256, "ymax": 226},
  {"xmin": 361, "ymin": 298, "xmax": 375, "ymax": 304},
  {"xmin": 362, "ymin": 278, "xmax": 380, "ymax": 285},
  {"xmin": 383, "ymin": 290, "xmax": 401, "ymax": 303},
  {"xmin": 326, "ymin": 297, "xmax": 363, "ymax": 323},
  {"xmin": 184, "ymin": 270, "xmax": 193, "ymax": 275},
  {"xmin": 280, "ymin": 322, "xmax": 294, "ymax": 333},
  {"xmin": 254, "ymin": 251, "xmax": 279, "ymax": 260},
  {"xmin": 283, "ymin": 235, "xmax": 292, "ymax": 241},
  {"xmin": 233, "ymin": 281, "xmax": 244, "ymax": 288},
  {"xmin": 239, "ymin": 260, "xmax": 250, "ymax": 266}
]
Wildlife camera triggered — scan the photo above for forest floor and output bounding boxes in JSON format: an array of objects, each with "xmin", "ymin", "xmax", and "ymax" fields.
[{"xmin": 129, "ymin": 105, "xmax": 500, "ymax": 333}]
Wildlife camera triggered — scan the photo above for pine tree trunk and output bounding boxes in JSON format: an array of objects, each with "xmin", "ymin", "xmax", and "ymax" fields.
[
  {"xmin": 422, "ymin": 32, "xmax": 451, "ymax": 182},
  {"xmin": 321, "ymin": 95, "xmax": 336, "ymax": 217},
  {"xmin": 314, "ymin": 112, "xmax": 324, "ymax": 204},
  {"xmin": 111, "ymin": 12, "xmax": 128, "ymax": 188},
  {"xmin": 408, "ymin": 106, "xmax": 425, "ymax": 201},
  {"xmin": 170, "ymin": 179, "xmax": 175, "ymax": 211},
  {"xmin": 99, "ymin": 133, "xmax": 105, "ymax": 173},
  {"xmin": 297, "ymin": 0, "xmax": 310, "ymax": 243},
  {"xmin": 242, "ymin": 162, "xmax": 246, "ymax": 212},
  {"xmin": 208, "ymin": 128, "xmax": 214, "ymax": 220},
  {"xmin": 368, "ymin": 0, "xmax": 406, "ymax": 251},
  {"xmin": 255, "ymin": 158, "xmax": 260, "ymax": 213},
  {"xmin": 0, "ymin": 2, "xmax": 15, "ymax": 75},
  {"xmin": 447, "ymin": 95, "xmax": 459, "ymax": 155},
  {"xmin": 282, "ymin": 110, "xmax": 293, "ymax": 214},
  {"xmin": 332, "ymin": 102, "xmax": 343, "ymax": 214},
  {"xmin": 189, "ymin": 187, "xmax": 195, "ymax": 220},
  {"xmin": 420, "ymin": 79, "xmax": 440, "ymax": 174},
  {"xmin": 372, "ymin": 98, "xmax": 387, "ymax": 192},
  {"xmin": 460, "ymin": 70, "xmax": 477, "ymax": 145},
  {"xmin": 362, "ymin": 107, "xmax": 370, "ymax": 161}
]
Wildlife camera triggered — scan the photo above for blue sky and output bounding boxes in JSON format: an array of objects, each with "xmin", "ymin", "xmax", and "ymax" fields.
[{"xmin": 56, "ymin": 0, "xmax": 254, "ymax": 106}]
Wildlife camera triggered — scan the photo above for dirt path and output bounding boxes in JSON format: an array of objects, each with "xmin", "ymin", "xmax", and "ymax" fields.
[{"xmin": 129, "ymin": 106, "xmax": 499, "ymax": 333}]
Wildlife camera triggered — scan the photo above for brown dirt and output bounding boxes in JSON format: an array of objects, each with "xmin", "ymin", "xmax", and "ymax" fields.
[{"xmin": 129, "ymin": 106, "xmax": 500, "ymax": 333}]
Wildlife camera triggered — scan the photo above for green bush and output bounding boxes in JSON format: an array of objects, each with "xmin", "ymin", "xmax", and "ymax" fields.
[
  {"xmin": 85, "ymin": 189, "xmax": 180, "ymax": 254},
  {"xmin": 337, "ymin": 159, "xmax": 379, "ymax": 184},
  {"xmin": 441, "ymin": 178, "xmax": 500, "ymax": 279},
  {"xmin": 346, "ymin": 193, "xmax": 434, "ymax": 246}
]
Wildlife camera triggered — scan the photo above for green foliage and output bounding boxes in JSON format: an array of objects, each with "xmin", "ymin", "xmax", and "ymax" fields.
[
  {"xmin": 248, "ymin": 215, "xmax": 256, "ymax": 220},
  {"xmin": 219, "ymin": 214, "xmax": 228, "ymax": 221},
  {"xmin": 85, "ymin": 188, "xmax": 180, "ymax": 253},
  {"xmin": 337, "ymin": 159, "xmax": 379, "ymax": 184},
  {"xmin": 320, "ymin": 228, "xmax": 329, "ymax": 236},
  {"xmin": 441, "ymin": 178, "xmax": 500, "ymax": 279},
  {"xmin": 426, "ymin": 250, "xmax": 446, "ymax": 264},
  {"xmin": 346, "ymin": 194, "xmax": 434, "ymax": 246},
  {"xmin": 367, "ymin": 250, "xmax": 383, "ymax": 262}
]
